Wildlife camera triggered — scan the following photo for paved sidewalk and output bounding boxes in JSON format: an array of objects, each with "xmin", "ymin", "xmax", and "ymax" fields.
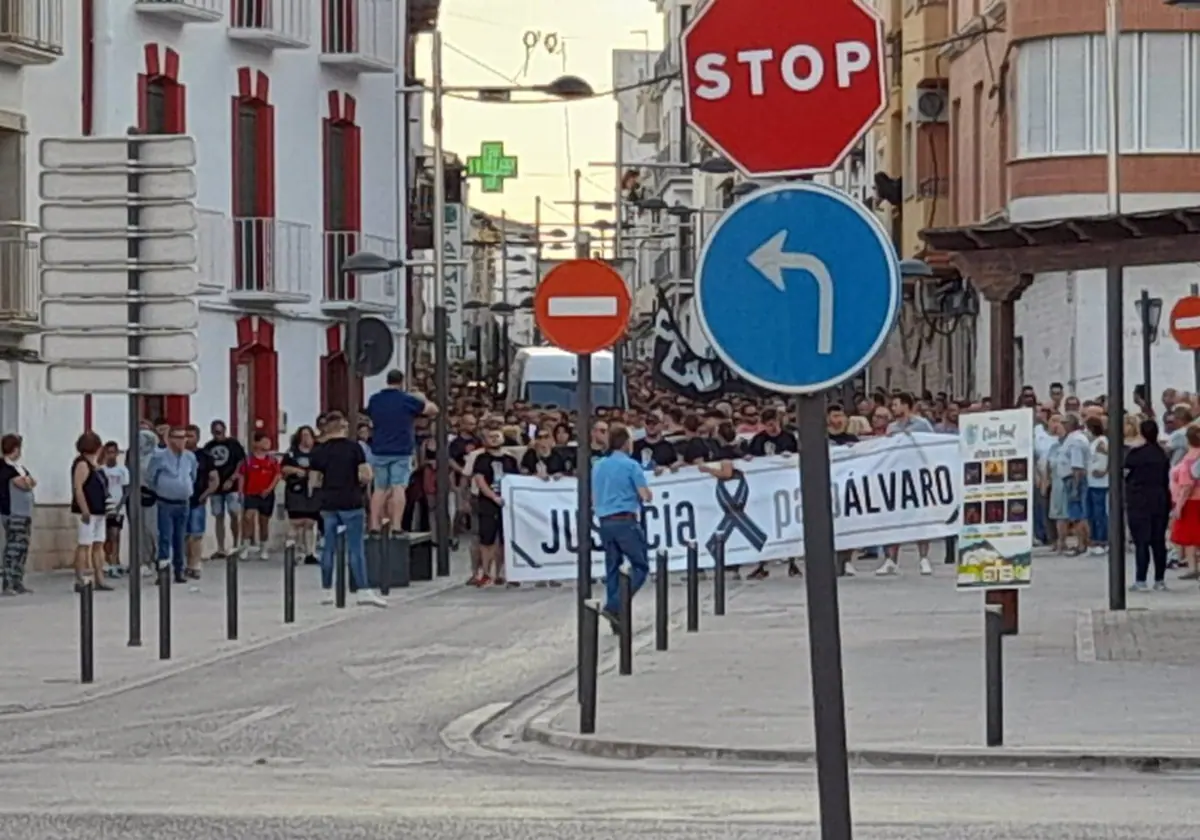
[
  {"xmin": 0, "ymin": 549, "xmax": 468, "ymax": 713},
  {"xmin": 527, "ymin": 550, "xmax": 1200, "ymax": 766}
]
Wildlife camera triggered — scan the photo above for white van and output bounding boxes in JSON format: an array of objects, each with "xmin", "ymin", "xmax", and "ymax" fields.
[{"xmin": 506, "ymin": 347, "xmax": 626, "ymax": 410}]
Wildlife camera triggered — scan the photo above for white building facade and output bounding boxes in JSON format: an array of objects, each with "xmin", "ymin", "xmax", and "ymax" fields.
[{"xmin": 0, "ymin": 0, "xmax": 426, "ymax": 566}]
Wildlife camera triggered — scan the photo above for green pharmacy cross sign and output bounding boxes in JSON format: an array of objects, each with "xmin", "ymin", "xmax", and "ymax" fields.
[{"xmin": 466, "ymin": 142, "xmax": 519, "ymax": 193}]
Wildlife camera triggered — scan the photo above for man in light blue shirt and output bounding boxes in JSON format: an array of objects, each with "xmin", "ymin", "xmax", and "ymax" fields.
[
  {"xmin": 591, "ymin": 424, "xmax": 652, "ymax": 629},
  {"xmin": 147, "ymin": 427, "xmax": 198, "ymax": 583}
]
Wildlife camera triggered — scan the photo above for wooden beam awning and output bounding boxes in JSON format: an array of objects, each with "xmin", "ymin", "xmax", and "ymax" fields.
[{"xmin": 919, "ymin": 205, "xmax": 1200, "ymax": 300}]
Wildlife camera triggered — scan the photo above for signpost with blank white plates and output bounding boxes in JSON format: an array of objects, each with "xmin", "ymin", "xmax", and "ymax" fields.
[{"xmin": 38, "ymin": 133, "xmax": 200, "ymax": 656}]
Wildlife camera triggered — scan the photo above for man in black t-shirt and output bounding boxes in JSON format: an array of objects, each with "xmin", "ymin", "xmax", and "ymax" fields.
[
  {"xmin": 632, "ymin": 413, "xmax": 678, "ymax": 474},
  {"xmin": 746, "ymin": 408, "xmax": 799, "ymax": 580},
  {"xmin": 202, "ymin": 420, "xmax": 247, "ymax": 560},
  {"xmin": 184, "ymin": 425, "xmax": 218, "ymax": 579},
  {"xmin": 448, "ymin": 414, "xmax": 480, "ymax": 535},
  {"xmin": 471, "ymin": 429, "xmax": 520, "ymax": 587},
  {"xmin": 309, "ymin": 412, "xmax": 385, "ymax": 608},
  {"xmin": 746, "ymin": 408, "xmax": 799, "ymax": 457},
  {"xmin": 678, "ymin": 414, "xmax": 716, "ymax": 465},
  {"xmin": 826, "ymin": 404, "xmax": 859, "ymax": 578}
]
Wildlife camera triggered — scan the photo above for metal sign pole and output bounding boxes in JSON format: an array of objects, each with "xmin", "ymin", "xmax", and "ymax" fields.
[
  {"xmin": 37, "ymin": 133, "xmax": 200, "ymax": 648},
  {"xmin": 1191, "ymin": 283, "xmax": 1199, "ymax": 393},
  {"xmin": 795, "ymin": 393, "xmax": 852, "ymax": 838},
  {"xmin": 432, "ymin": 30, "xmax": 451, "ymax": 577},
  {"xmin": 126, "ymin": 129, "xmax": 143, "ymax": 648},
  {"xmin": 576, "ymin": 351, "xmax": 592, "ymax": 700}
]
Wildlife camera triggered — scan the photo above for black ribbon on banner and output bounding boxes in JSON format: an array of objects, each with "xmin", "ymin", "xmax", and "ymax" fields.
[{"xmin": 705, "ymin": 471, "xmax": 769, "ymax": 558}]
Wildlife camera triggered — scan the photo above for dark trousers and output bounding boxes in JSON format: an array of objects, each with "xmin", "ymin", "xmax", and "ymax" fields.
[
  {"xmin": 1129, "ymin": 510, "xmax": 1168, "ymax": 583},
  {"xmin": 600, "ymin": 517, "xmax": 649, "ymax": 614}
]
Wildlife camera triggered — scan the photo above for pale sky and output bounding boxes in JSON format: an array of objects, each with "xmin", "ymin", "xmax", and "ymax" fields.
[{"xmin": 416, "ymin": 0, "xmax": 663, "ymax": 230}]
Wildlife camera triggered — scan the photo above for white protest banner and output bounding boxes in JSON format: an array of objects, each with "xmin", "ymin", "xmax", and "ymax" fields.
[{"xmin": 501, "ymin": 432, "xmax": 961, "ymax": 583}]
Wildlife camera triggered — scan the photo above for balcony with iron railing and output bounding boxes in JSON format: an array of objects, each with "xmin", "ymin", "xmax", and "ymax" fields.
[
  {"xmin": 0, "ymin": 223, "xmax": 39, "ymax": 331},
  {"xmin": 319, "ymin": 0, "xmax": 395, "ymax": 73},
  {"xmin": 227, "ymin": 216, "xmax": 313, "ymax": 305},
  {"xmin": 227, "ymin": 0, "xmax": 310, "ymax": 49},
  {"xmin": 135, "ymin": 0, "xmax": 223, "ymax": 23},
  {"xmin": 0, "ymin": 0, "xmax": 63, "ymax": 65},
  {"xmin": 321, "ymin": 231, "xmax": 399, "ymax": 317}
]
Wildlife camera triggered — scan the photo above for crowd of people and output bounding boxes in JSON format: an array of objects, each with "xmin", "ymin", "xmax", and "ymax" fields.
[{"xmin": 7, "ymin": 357, "xmax": 1200, "ymax": 605}]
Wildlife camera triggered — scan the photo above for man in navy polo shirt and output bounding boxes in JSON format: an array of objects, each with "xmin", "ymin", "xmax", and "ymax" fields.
[{"xmin": 365, "ymin": 369, "xmax": 438, "ymax": 532}]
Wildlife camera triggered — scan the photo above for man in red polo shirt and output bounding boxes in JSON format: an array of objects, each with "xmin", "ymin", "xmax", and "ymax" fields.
[{"xmin": 238, "ymin": 432, "xmax": 281, "ymax": 560}]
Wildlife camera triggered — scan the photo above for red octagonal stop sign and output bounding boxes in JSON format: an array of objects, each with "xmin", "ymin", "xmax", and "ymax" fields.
[{"xmin": 682, "ymin": 0, "xmax": 886, "ymax": 178}]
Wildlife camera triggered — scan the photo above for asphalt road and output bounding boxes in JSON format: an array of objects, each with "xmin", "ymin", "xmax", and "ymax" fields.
[{"xmin": 0, "ymin": 583, "xmax": 1196, "ymax": 839}]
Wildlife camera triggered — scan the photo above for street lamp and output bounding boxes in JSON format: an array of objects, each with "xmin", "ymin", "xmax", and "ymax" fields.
[
  {"xmin": 339, "ymin": 251, "xmax": 408, "ymax": 434},
  {"xmin": 425, "ymin": 30, "xmax": 595, "ymax": 576}
]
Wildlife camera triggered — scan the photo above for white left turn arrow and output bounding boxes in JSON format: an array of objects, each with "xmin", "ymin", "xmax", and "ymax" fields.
[{"xmin": 747, "ymin": 229, "xmax": 834, "ymax": 355}]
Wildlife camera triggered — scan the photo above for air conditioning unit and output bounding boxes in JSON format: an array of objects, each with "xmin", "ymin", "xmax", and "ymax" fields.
[{"xmin": 913, "ymin": 89, "xmax": 948, "ymax": 123}]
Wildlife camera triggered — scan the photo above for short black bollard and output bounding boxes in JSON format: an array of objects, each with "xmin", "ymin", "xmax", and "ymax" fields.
[
  {"xmin": 713, "ymin": 543, "xmax": 726, "ymax": 616},
  {"xmin": 985, "ymin": 604, "xmax": 1004, "ymax": 747},
  {"xmin": 579, "ymin": 600, "xmax": 601, "ymax": 735},
  {"xmin": 392, "ymin": 532, "xmax": 411, "ymax": 589},
  {"xmin": 335, "ymin": 526, "xmax": 347, "ymax": 608},
  {"xmin": 378, "ymin": 519, "xmax": 392, "ymax": 596},
  {"xmin": 158, "ymin": 563, "xmax": 171, "ymax": 660},
  {"xmin": 225, "ymin": 548, "xmax": 239, "ymax": 641},
  {"xmin": 618, "ymin": 563, "xmax": 633, "ymax": 676},
  {"xmin": 283, "ymin": 540, "xmax": 296, "ymax": 624},
  {"xmin": 654, "ymin": 550, "xmax": 669, "ymax": 652},
  {"xmin": 79, "ymin": 579, "xmax": 94, "ymax": 684},
  {"xmin": 686, "ymin": 542, "xmax": 699, "ymax": 633}
]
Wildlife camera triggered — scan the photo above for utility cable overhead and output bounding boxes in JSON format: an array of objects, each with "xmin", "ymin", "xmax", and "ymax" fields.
[{"xmin": 443, "ymin": 40, "xmax": 521, "ymax": 84}]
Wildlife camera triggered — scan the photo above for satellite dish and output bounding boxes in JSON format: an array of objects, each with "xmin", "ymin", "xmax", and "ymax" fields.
[{"xmin": 347, "ymin": 317, "xmax": 395, "ymax": 377}]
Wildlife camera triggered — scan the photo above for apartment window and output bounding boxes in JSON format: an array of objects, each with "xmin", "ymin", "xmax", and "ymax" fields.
[
  {"xmin": 1018, "ymin": 32, "xmax": 1200, "ymax": 158},
  {"xmin": 234, "ymin": 103, "xmax": 259, "ymax": 217},
  {"xmin": 950, "ymin": 97, "xmax": 961, "ymax": 219}
]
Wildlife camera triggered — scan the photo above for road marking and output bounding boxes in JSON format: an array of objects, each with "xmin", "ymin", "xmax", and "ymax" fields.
[
  {"xmin": 439, "ymin": 701, "xmax": 513, "ymax": 757},
  {"xmin": 547, "ymin": 296, "xmax": 618, "ymax": 317},
  {"xmin": 1175, "ymin": 315, "xmax": 1200, "ymax": 331},
  {"xmin": 209, "ymin": 705, "xmax": 292, "ymax": 741}
]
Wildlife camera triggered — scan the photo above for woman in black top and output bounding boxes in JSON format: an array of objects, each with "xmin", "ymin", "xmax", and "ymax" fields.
[
  {"xmin": 71, "ymin": 431, "xmax": 112, "ymax": 592},
  {"xmin": 1125, "ymin": 417, "xmax": 1171, "ymax": 589},
  {"xmin": 282, "ymin": 426, "xmax": 321, "ymax": 564}
]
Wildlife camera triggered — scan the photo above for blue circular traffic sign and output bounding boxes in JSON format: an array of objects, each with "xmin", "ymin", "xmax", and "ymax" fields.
[{"xmin": 695, "ymin": 182, "xmax": 901, "ymax": 394}]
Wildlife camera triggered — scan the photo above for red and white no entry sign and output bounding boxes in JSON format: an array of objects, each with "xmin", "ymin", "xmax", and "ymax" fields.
[
  {"xmin": 682, "ymin": 0, "xmax": 886, "ymax": 178},
  {"xmin": 534, "ymin": 260, "xmax": 631, "ymax": 355},
  {"xmin": 1170, "ymin": 295, "xmax": 1200, "ymax": 350}
]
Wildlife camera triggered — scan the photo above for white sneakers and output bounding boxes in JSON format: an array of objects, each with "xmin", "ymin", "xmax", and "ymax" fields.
[
  {"xmin": 356, "ymin": 589, "xmax": 388, "ymax": 608},
  {"xmin": 319, "ymin": 588, "xmax": 388, "ymax": 608},
  {"xmin": 874, "ymin": 557, "xmax": 933, "ymax": 576}
]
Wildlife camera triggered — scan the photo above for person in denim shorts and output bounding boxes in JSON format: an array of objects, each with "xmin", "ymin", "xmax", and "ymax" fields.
[
  {"xmin": 364, "ymin": 370, "xmax": 439, "ymax": 532},
  {"xmin": 201, "ymin": 420, "xmax": 246, "ymax": 559}
]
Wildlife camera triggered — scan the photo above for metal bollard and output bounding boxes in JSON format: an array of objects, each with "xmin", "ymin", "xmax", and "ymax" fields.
[
  {"xmin": 378, "ymin": 519, "xmax": 392, "ymax": 596},
  {"xmin": 713, "ymin": 543, "xmax": 726, "ymax": 616},
  {"xmin": 985, "ymin": 604, "xmax": 1004, "ymax": 747},
  {"xmin": 158, "ymin": 563, "xmax": 171, "ymax": 660},
  {"xmin": 686, "ymin": 542, "xmax": 699, "ymax": 633},
  {"xmin": 618, "ymin": 562, "xmax": 633, "ymax": 676},
  {"xmin": 579, "ymin": 600, "xmax": 601, "ymax": 735},
  {"xmin": 654, "ymin": 550, "xmax": 669, "ymax": 652},
  {"xmin": 392, "ymin": 531, "xmax": 411, "ymax": 589},
  {"xmin": 225, "ymin": 547, "xmax": 240, "ymax": 638},
  {"xmin": 79, "ymin": 579, "xmax": 94, "ymax": 684},
  {"xmin": 283, "ymin": 540, "xmax": 296, "ymax": 624},
  {"xmin": 335, "ymin": 526, "xmax": 347, "ymax": 608}
]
